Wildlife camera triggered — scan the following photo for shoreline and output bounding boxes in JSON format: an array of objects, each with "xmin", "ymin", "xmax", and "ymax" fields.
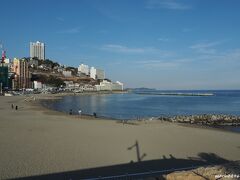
[
  {"xmin": 29, "ymin": 94, "xmax": 106, "ymax": 121},
  {"xmin": 176, "ymin": 122, "xmax": 240, "ymax": 134},
  {"xmin": 7, "ymin": 92, "xmax": 240, "ymax": 129},
  {"xmin": 35, "ymin": 93, "xmax": 240, "ymax": 133}
]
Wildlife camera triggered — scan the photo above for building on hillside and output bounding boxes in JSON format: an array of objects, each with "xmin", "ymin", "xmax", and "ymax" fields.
[
  {"xmin": 1, "ymin": 57, "xmax": 11, "ymax": 72},
  {"xmin": 12, "ymin": 58, "xmax": 32, "ymax": 89},
  {"xmin": 0, "ymin": 64, "xmax": 9, "ymax": 91},
  {"xmin": 0, "ymin": 50, "xmax": 13, "ymax": 91},
  {"xmin": 111, "ymin": 81, "xmax": 124, "ymax": 90},
  {"xmin": 29, "ymin": 58, "xmax": 39, "ymax": 67},
  {"xmin": 95, "ymin": 80, "xmax": 123, "ymax": 91},
  {"xmin": 4, "ymin": 58, "xmax": 10, "ymax": 64},
  {"xmin": 64, "ymin": 81, "xmax": 74, "ymax": 88},
  {"xmin": 4, "ymin": 58, "xmax": 12, "ymax": 73},
  {"xmin": 30, "ymin": 41, "xmax": 45, "ymax": 60},
  {"xmin": 33, "ymin": 81, "xmax": 43, "ymax": 89},
  {"xmin": 62, "ymin": 70, "xmax": 72, "ymax": 77},
  {"xmin": 80, "ymin": 84, "xmax": 96, "ymax": 91},
  {"xmin": 57, "ymin": 66, "xmax": 64, "ymax": 73},
  {"xmin": 78, "ymin": 64, "xmax": 89, "ymax": 75},
  {"xmin": 64, "ymin": 81, "xmax": 82, "ymax": 91},
  {"xmin": 95, "ymin": 80, "xmax": 111, "ymax": 91},
  {"xmin": 90, "ymin": 67, "xmax": 105, "ymax": 80}
]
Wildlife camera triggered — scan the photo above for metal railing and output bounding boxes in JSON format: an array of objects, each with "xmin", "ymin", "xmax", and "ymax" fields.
[{"xmin": 83, "ymin": 165, "xmax": 203, "ymax": 180}]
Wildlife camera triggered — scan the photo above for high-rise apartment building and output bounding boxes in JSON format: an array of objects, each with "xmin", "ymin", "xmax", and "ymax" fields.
[
  {"xmin": 78, "ymin": 64, "xmax": 89, "ymax": 75},
  {"xmin": 90, "ymin": 67, "xmax": 105, "ymax": 80},
  {"xmin": 30, "ymin": 41, "xmax": 45, "ymax": 60},
  {"xmin": 12, "ymin": 58, "xmax": 31, "ymax": 89}
]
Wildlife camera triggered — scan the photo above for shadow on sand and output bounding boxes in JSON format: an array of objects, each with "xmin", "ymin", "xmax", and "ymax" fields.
[
  {"xmin": 127, "ymin": 140, "xmax": 147, "ymax": 162},
  {"xmin": 15, "ymin": 140, "xmax": 233, "ymax": 180}
]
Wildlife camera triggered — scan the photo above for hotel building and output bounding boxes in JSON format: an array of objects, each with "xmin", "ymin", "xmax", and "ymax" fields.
[
  {"xmin": 30, "ymin": 41, "xmax": 45, "ymax": 60},
  {"xmin": 95, "ymin": 80, "xmax": 123, "ymax": 91},
  {"xmin": 78, "ymin": 64, "xmax": 89, "ymax": 75},
  {"xmin": 90, "ymin": 67, "xmax": 105, "ymax": 80}
]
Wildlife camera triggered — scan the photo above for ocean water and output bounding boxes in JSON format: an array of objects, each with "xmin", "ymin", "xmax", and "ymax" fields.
[{"xmin": 44, "ymin": 90, "xmax": 240, "ymax": 120}]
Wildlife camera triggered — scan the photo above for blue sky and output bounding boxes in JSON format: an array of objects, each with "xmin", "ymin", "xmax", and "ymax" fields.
[{"xmin": 1, "ymin": 0, "xmax": 240, "ymax": 89}]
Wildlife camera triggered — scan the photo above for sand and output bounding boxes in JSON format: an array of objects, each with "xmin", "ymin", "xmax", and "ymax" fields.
[{"xmin": 0, "ymin": 94, "xmax": 239, "ymax": 179}]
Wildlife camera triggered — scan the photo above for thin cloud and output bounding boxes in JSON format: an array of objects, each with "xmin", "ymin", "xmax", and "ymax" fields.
[
  {"xmin": 57, "ymin": 27, "xmax": 81, "ymax": 34},
  {"xmin": 182, "ymin": 28, "xmax": 192, "ymax": 32},
  {"xmin": 101, "ymin": 44, "xmax": 148, "ymax": 53},
  {"xmin": 158, "ymin": 38, "xmax": 170, "ymax": 42},
  {"xmin": 226, "ymin": 48, "xmax": 240, "ymax": 60},
  {"xmin": 56, "ymin": 17, "xmax": 65, "ymax": 22},
  {"xmin": 146, "ymin": 0, "xmax": 192, "ymax": 10},
  {"xmin": 190, "ymin": 41, "xmax": 223, "ymax": 54},
  {"xmin": 101, "ymin": 44, "xmax": 174, "ymax": 57},
  {"xmin": 98, "ymin": 30, "xmax": 108, "ymax": 34},
  {"xmin": 190, "ymin": 41, "xmax": 222, "ymax": 49},
  {"xmin": 210, "ymin": 48, "xmax": 240, "ymax": 63},
  {"xmin": 187, "ymin": 47, "xmax": 240, "ymax": 65},
  {"xmin": 138, "ymin": 60, "xmax": 178, "ymax": 68},
  {"xmin": 136, "ymin": 58, "xmax": 192, "ymax": 69},
  {"xmin": 146, "ymin": 62, "xmax": 178, "ymax": 68}
]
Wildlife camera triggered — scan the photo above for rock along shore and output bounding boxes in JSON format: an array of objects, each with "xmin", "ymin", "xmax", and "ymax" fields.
[{"xmin": 157, "ymin": 114, "xmax": 240, "ymax": 126}]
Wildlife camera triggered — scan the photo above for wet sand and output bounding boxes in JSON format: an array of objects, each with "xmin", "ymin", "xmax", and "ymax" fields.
[{"xmin": 0, "ymin": 95, "xmax": 239, "ymax": 179}]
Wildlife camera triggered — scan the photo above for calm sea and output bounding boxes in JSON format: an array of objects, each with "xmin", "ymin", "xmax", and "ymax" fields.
[{"xmin": 42, "ymin": 90, "xmax": 240, "ymax": 132}]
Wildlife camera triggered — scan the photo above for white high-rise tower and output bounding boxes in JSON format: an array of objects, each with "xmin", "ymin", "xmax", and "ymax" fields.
[{"xmin": 30, "ymin": 41, "xmax": 45, "ymax": 60}]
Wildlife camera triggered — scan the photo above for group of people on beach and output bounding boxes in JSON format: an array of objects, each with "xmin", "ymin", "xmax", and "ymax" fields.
[
  {"xmin": 69, "ymin": 108, "xmax": 97, "ymax": 118},
  {"xmin": 11, "ymin": 104, "xmax": 18, "ymax": 110},
  {"xmin": 69, "ymin": 109, "xmax": 82, "ymax": 116}
]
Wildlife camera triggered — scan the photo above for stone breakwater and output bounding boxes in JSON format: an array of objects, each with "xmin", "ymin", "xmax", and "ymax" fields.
[
  {"xmin": 157, "ymin": 114, "xmax": 240, "ymax": 126},
  {"xmin": 135, "ymin": 92, "xmax": 214, "ymax": 96}
]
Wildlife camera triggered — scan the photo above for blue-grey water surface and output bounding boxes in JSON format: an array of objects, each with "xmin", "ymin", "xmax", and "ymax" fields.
[{"xmin": 42, "ymin": 90, "xmax": 240, "ymax": 132}]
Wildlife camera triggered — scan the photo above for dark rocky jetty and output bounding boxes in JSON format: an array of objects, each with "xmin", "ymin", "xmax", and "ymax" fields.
[{"xmin": 157, "ymin": 114, "xmax": 240, "ymax": 126}]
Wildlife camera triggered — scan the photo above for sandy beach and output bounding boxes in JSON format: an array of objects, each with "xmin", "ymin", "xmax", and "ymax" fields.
[{"xmin": 0, "ymin": 94, "xmax": 239, "ymax": 179}]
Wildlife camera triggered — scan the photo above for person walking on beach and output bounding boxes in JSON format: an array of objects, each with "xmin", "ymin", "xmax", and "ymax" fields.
[
  {"xmin": 69, "ymin": 109, "xmax": 72, "ymax": 115},
  {"xmin": 93, "ymin": 112, "xmax": 97, "ymax": 118},
  {"xmin": 15, "ymin": 105, "xmax": 18, "ymax": 110},
  {"xmin": 78, "ymin": 109, "xmax": 82, "ymax": 116},
  {"xmin": 11, "ymin": 104, "xmax": 14, "ymax": 109}
]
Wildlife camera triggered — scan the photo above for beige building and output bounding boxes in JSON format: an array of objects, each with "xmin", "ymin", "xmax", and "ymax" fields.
[
  {"xmin": 78, "ymin": 64, "xmax": 89, "ymax": 75},
  {"xmin": 12, "ymin": 58, "xmax": 32, "ymax": 89},
  {"xmin": 62, "ymin": 70, "xmax": 72, "ymax": 77},
  {"xmin": 30, "ymin": 41, "xmax": 45, "ymax": 60}
]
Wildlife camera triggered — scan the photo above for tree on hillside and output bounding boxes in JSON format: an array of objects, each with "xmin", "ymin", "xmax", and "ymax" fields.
[
  {"xmin": 21, "ymin": 57, "xmax": 31, "ymax": 61},
  {"xmin": 66, "ymin": 66, "xmax": 78, "ymax": 76},
  {"xmin": 31, "ymin": 74, "xmax": 65, "ymax": 87},
  {"xmin": 47, "ymin": 75, "xmax": 65, "ymax": 87},
  {"xmin": 37, "ymin": 59, "xmax": 60, "ymax": 69}
]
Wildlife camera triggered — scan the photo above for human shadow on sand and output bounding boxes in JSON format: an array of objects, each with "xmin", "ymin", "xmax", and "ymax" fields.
[{"xmin": 127, "ymin": 140, "xmax": 147, "ymax": 162}]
